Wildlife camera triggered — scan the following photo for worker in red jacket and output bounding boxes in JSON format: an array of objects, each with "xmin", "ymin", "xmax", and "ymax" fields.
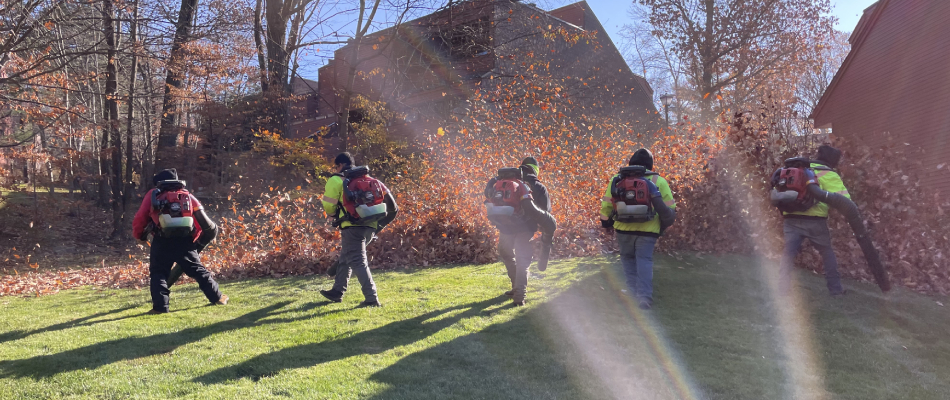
[{"xmin": 132, "ymin": 169, "xmax": 227, "ymax": 314}]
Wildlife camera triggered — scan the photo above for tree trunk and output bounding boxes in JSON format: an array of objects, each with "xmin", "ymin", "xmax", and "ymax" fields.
[
  {"xmin": 337, "ymin": 0, "xmax": 382, "ymax": 151},
  {"xmin": 102, "ymin": 0, "xmax": 124, "ymax": 237},
  {"xmin": 96, "ymin": 52, "xmax": 110, "ymax": 207},
  {"xmin": 124, "ymin": 0, "xmax": 139, "ymax": 216},
  {"xmin": 182, "ymin": 107, "xmax": 191, "ymax": 151},
  {"xmin": 264, "ymin": 0, "xmax": 291, "ymax": 134},
  {"xmin": 39, "ymin": 126, "xmax": 54, "ymax": 194},
  {"xmin": 154, "ymin": 0, "xmax": 199, "ymax": 170},
  {"xmin": 339, "ymin": 49, "xmax": 359, "ymax": 151},
  {"xmin": 264, "ymin": 0, "xmax": 290, "ymax": 93},
  {"xmin": 254, "ymin": 0, "xmax": 268, "ymax": 93},
  {"xmin": 699, "ymin": 0, "xmax": 715, "ymax": 120},
  {"xmin": 139, "ymin": 61, "xmax": 156, "ymax": 187}
]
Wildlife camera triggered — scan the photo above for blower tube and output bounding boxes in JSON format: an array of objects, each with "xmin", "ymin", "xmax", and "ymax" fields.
[
  {"xmin": 805, "ymin": 184, "xmax": 890, "ymax": 292},
  {"xmin": 169, "ymin": 210, "xmax": 218, "ymax": 287},
  {"xmin": 521, "ymin": 198, "xmax": 557, "ymax": 271},
  {"xmin": 645, "ymin": 180, "xmax": 677, "ymax": 234}
]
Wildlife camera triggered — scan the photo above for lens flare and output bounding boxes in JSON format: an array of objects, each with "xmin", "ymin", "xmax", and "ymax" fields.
[
  {"xmin": 722, "ymin": 150, "xmax": 831, "ymax": 400},
  {"xmin": 538, "ymin": 267, "xmax": 702, "ymax": 399}
]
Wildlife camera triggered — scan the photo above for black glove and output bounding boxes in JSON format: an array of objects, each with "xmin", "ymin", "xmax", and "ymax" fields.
[
  {"xmin": 168, "ymin": 264, "xmax": 184, "ymax": 286},
  {"xmin": 140, "ymin": 221, "xmax": 155, "ymax": 241},
  {"xmin": 601, "ymin": 219, "xmax": 614, "ymax": 229}
]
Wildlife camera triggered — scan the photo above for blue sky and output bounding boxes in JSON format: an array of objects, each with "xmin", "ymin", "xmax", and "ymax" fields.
[
  {"xmin": 586, "ymin": 0, "xmax": 879, "ymax": 49},
  {"xmin": 296, "ymin": 0, "xmax": 880, "ymax": 77}
]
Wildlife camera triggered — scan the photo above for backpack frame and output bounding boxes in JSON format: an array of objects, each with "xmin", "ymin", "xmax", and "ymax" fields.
[
  {"xmin": 485, "ymin": 168, "xmax": 531, "ymax": 229},
  {"xmin": 150, "ymin": 180, "xmax": 195, "ymax": 238},
  {"xmin": 341, "ymin": 166, "xmax": 388, "ymax": 224},
  {"xmin": 610, "ymin": 166, "xmax": 657, "ymax": 223},
  {"xmin": 769, "ymin": 157, "xmax": 823, "ymax": 213}
]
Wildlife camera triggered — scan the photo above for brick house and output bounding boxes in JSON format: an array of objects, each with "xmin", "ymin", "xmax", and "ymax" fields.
[
  {"xmin": 811, "ymin": 0, "xmax": 950, "ymax": 195},
  {"xmin": 287, "ymin": 76, "xmax": 328, "ymax": 139},
  {"xmin": 291, "ymin": 0, "xmax": 659, "ymax": 146}
]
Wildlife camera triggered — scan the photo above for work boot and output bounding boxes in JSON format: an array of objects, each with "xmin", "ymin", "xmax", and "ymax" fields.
[
  {"xmin": 147, "ymin": 309, "xmax": 168, "ymax": 315},
  {"xmin": 504, "ymin": 290, "xmax": 514, "ymax": 298},
  {"xmin": 214, "ymin": 294, "xmax": 229, "ymax": 305},
  {"xmin": 320, "ymin": 289, "xmax": 343, "ymax": 303},
  {"xmin": 638, "ymin": 299, "xmax": 652, "ymax": 310},
  {"xmin": 512, "ymin": 290, "xmax": 526, "ymax": 306},
  {"xmin": 359, "ymin": 299, "xmax": 382, "ymax": 307},
  {"xmin": 830, "ymin": 289, "xmax": 848, "ymax": 297}
]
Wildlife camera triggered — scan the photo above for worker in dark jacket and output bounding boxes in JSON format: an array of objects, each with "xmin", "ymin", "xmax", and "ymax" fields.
[
  {"xmin": 780, "ymin": 145, "xmax": 850, "ymax": 296},
  {"xmin": 484, "ymin": 157, "xmax": 554, "ymax": 306},
  {"xmin": 600, "ymin": 149, "xmax": 676, "ymax": 310},
  {"xmin": 132, "ymin": 169, "xmax": 226, "ymax": 314},
  {"xmin": 520, "ymin": 157, "xmax": 551, "ymax": 232}
]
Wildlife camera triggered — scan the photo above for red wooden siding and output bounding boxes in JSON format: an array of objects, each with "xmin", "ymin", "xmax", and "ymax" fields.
[
  {"xmin": 812, "ymin": 0, "xmax": 950, "ymax": 195},
  {"xmin": 548, "ymin": 3, "xmax": 586, "ymax": 27}
]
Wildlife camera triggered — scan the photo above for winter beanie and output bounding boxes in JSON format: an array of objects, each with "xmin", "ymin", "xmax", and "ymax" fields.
[
  {"xmin": 521, "ymin": 156, "xmax": 539, "ymax": 176},
  {"xmin": 152, "ymin": 168, "xmax": 178, "ymax": 187},
  {"xmin": 334, "ymin": 152, "xmax": 354, "ymax": 166},
  {"xmin": 628, "ymin": 149, "xmax": 654, "ymax": 170},
  {"xmin": 815, "ymin": 145, "xmax": 842, "ymax": 168}
]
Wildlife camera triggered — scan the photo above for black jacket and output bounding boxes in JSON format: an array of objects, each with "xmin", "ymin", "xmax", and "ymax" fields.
[
  {"xmin": 484, "ymin": 174, "xmax": 551, "ymax": 234},
  {"xmin": 523, "ymin": 174, "xmax": 550, "ymax": 213}
]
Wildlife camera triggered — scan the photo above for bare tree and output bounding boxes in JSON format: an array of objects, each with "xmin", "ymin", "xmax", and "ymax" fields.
[
  {"xmin": 797, "ymin": 28, "xmax": 849, "ymax": 115},
  {"xmin": 154, "ymin": 0, "xmax": 200, "ymax": 169},
  {"xmin": 124, "ymin": 0, "xmax": 140, "ymax": 218},
  {"xmin": 0, "ymin": 0, "xmax": 100, "ymax": 95},
  {"xmin": 100, "ymin": 0, "xmax": 125, "ymax": 235},
  {"xmin": 620, "ymin": 4, "xmax": 691, "ymax": 121},
  {"xmin": 252, "ymin": 0, "xmax": 366, "ymax": 136},
  {"xmin": 637, "ymin": 0, "xmax": 835, "ymax": 119},
  {"xmin": 337, "ymin": 0, "xmax": 384, "ymax": 150}
]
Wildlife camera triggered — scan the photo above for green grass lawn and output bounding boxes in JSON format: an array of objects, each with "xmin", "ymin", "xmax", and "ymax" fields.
[{"xmin": 1, "ymin": 254, "xmax": 948, "ymax": 399}]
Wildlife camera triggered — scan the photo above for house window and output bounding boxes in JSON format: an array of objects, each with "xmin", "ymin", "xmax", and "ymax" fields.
[
  {"xmin": 432, "ymin": 17, "xmax": 491, "ymax": 59},
  {"xmin": 348, "ymin": 109, "xmax": 364, "ymax": 124}
]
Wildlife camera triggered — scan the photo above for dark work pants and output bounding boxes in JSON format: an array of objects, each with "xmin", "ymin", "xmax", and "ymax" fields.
[
  {"xmin": 780, "ymin": 218, "xmax": 844, "ymax": 294},
  {"xmin": 498, "ymin": 231, "xmax": 534, "ymax": 303},
  {"xmin": 150, "ymin": 236, "xmax": 223, "ymax": 311},
  {"xmin": 332, "ymin": 226, "xmax": 378, "ymax": 302}
]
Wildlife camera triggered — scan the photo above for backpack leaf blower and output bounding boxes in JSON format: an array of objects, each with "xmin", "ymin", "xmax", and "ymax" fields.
[
  {"xmin": 520, "ymin": 197, "xmax": 557, "ymax": 272},
  {"xmin": 806, "ymin": 184, "xmax": 890, "ymax": 292},
  {"xmin": 168, "ymin": 209, "xmax": 218, "ymax": 287},
  {"xmin": 771, "ymin": 158, "xmax": 890, "ymax": 292}
]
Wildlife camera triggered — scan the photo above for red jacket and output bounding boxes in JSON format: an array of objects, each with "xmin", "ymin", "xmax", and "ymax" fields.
[{"xmin": 132, "ymin": 188, "xmax": 203, "ymax": 241}]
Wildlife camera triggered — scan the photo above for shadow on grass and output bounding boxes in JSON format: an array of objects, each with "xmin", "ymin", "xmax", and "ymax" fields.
[
  {"xmin": 643, "ymin": 253, "xmax": 950, "ymax": 400},
  {"xmin": 0, "ymin": 301, "xmax": 304, "ymax": 379},
  {"xmin": 193, "ymin": 296, "xmax": 510, "ymax": 384},
  {"xmin": 360, "ymin": 266, "xmax": 700, "ymax": 399},
  {"xmin": 362, "ymin": 296, "xmax": 588, "ymax": 399},
  {"xmin": 0, "ymin": 304, "xmax": 138, "ymax": 344}
]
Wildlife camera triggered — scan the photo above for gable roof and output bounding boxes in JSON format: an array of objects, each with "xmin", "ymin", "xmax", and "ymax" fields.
[
  {"xmin": 290, "ymin": 76, "xmax": 319, "ymax": 96},
  {"xmin": 810, "ymin": 0, "xmax": 889, "ymax": 122},
  {"xmin": 548, "ymin": 1, "xmax": 656, "ymax": 102}
]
